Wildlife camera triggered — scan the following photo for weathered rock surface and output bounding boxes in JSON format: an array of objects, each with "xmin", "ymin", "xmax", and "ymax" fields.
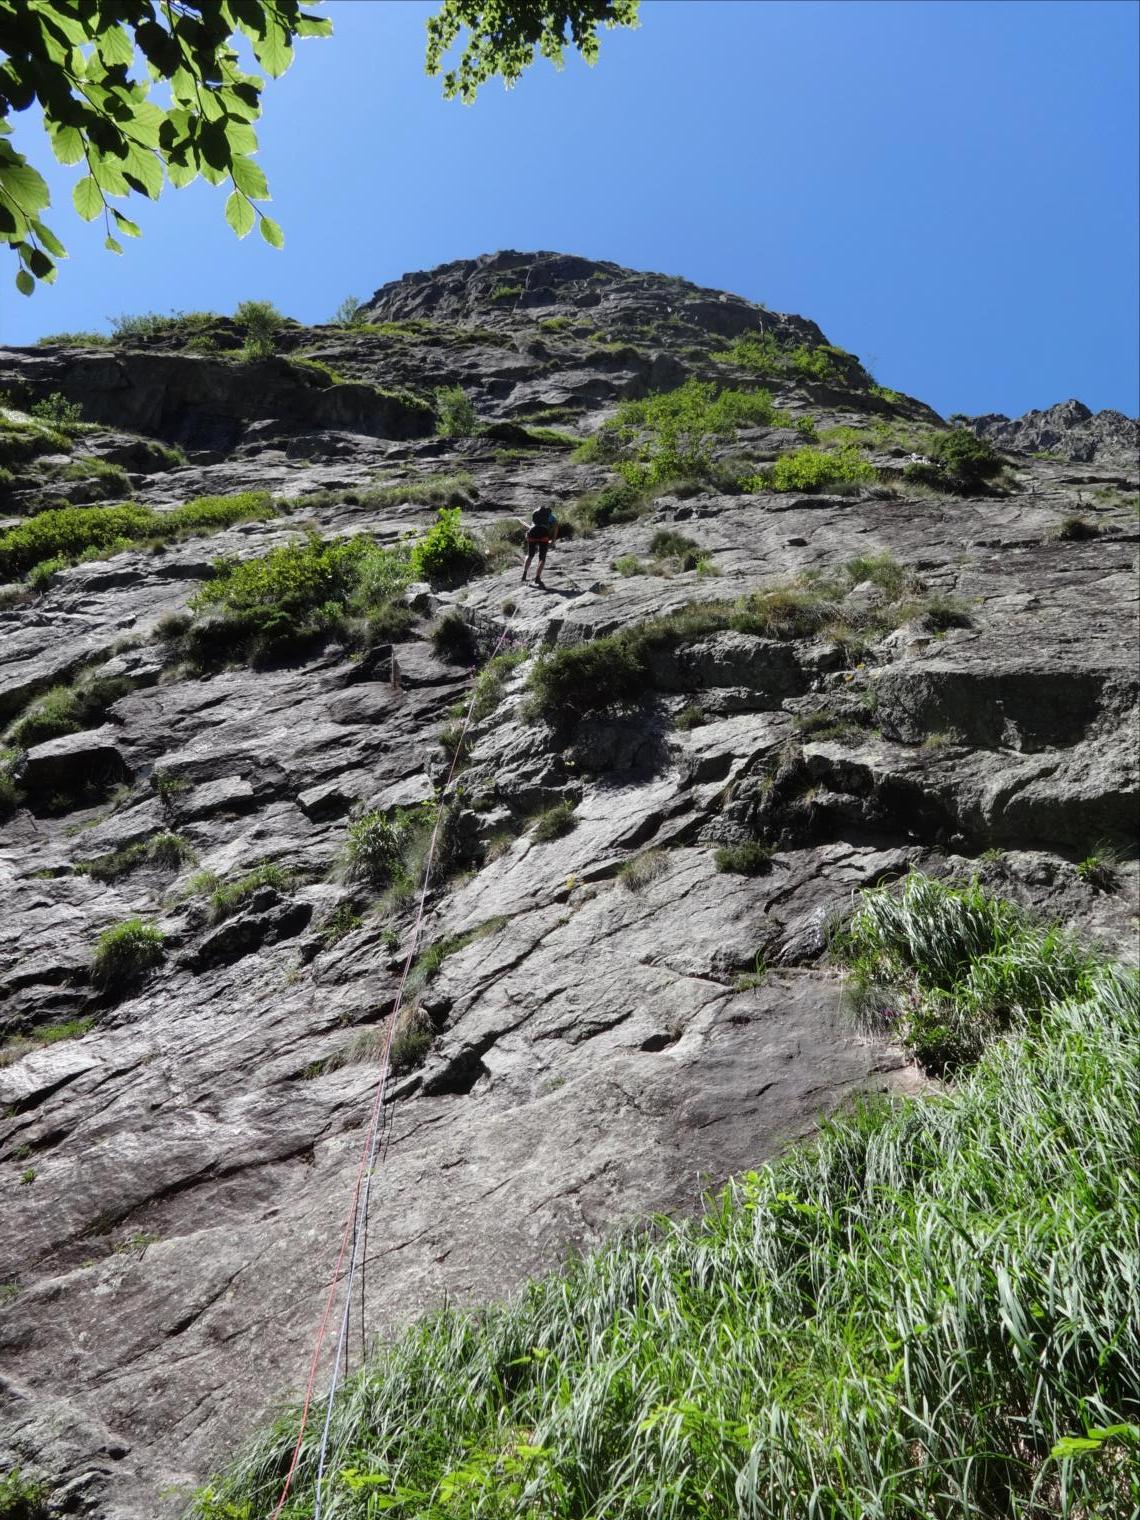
[{"xmin": 0, "ymin": 251, "xmax": 1137, "ymax": 1516}]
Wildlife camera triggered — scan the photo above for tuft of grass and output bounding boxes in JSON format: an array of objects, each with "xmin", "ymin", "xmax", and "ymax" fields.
[
  {"xmin": 6, "ymin": 674, "xmax": 131, "ymax": 749},
  {"xmin": 192, "ymin": 878, "xmax": 1139, "ymax": 1520},
  {"xmin": 431, "ymin": 611, "xmax": 477, "ymax": 665},
  {"xmin": 714, "ymin": 840, "xmax": 774, "ymax": 876},
  {"xmin": 531, "ymin": 801, "xmax": 577, "ymax": 842},
  {"xmin": 834, "ymin": 872, "xmax": 1102, "ymax": 1073},
  {"xmin": 76, "ymin": 832, "xmax": 195, "ymax": 881},
  {"xmin": 209, "ymin": 863, "xmax": 290, "ymax": 922},
  {"xmin": 90, "ymin": 918, "xmax": 165, "ymax": 991},
  {"xmin": 319, "ymin": 902, "xmax": 364, "ymax": 948},
  {"xmin": 617, "ymin": 849, "xmax": 668, "ymax": 892},
  {"xmin": 1076, "ymin": 852, "xmax": 1119, "ymax": 892},
  {"xmin": 1052, "ymin": 515, "xmax": 1100, "ymax": 542},
  {"xmin": 344, "ymin": 805, "xmax": 434, "ymax": 891}
]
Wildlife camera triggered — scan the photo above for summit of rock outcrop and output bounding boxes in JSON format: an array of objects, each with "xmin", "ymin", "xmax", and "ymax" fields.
[{"xmin": 0, "ymin": 252, "xmax": 1136, "ymax": 1516}]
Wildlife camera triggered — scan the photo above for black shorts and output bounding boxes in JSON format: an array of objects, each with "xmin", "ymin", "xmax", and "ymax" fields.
[{"xmin": 526, "ymin": 537, "xmax": 550, "ymax": 561}]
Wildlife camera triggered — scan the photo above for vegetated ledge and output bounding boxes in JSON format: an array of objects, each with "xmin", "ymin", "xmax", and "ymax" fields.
[{"xmin": 191, "ymin": 874, "xmax": 1140, "ymax": 1520}]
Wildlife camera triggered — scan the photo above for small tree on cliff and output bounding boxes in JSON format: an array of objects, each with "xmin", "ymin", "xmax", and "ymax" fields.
[{"xmin": 0, "ymin": 0, "xmax": 638, "ymax": 297}]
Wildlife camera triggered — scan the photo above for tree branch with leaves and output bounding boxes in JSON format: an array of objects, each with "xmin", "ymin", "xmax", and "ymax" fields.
[
  {"xmin": 0, "ymin": 0, "xmax": 638, "ymax": 297},
  {"xmin": 0, "ymin": 0, "xmax": 331, "ymax": 295}
]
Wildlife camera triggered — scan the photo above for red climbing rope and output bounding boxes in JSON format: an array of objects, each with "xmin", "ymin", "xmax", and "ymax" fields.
[{"xmin": 272, "ymin": 622, "xmax": 513, "ymax": 1517}]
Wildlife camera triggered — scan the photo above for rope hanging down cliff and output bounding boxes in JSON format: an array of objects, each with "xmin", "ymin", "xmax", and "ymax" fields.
[{"xmin": 272, "ymin": 620, "xmax": 514, "ymax": 1520}]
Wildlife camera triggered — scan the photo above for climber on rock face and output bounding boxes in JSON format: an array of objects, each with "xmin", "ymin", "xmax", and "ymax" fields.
[{"xmin": 522, "ymin": 504, "xmax": 559, "ymax": 586}]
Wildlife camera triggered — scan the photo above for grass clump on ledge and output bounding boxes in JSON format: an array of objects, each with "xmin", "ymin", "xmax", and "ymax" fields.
[
  {"xmin": 0, "ymin": 492, "xmax": 276, "ymax": 581},
  {"xmin": 714, "ymin": 840, "xmax": 773, "ymax": 876},
  {"xmin": 76, "ymin": 832, "xmax": 195, "ymax": 882},
  {"xmin": 90, "ymin": 918, "xmax": 165, "ymax": 991},
  {"xmin": 527, "ymin": 552, "xmax": 967, "ymax": 725},
  {"xmin": 193, "ymin": 876, "xmax": 1139, "ymax": 1520},
  {"xmin": 5, "ymin": 673, "xmax": 131, "ymax": 749},
  {"xmin": 834, "ymin": 871, "xmax": 1103, "ymax": 1073},
  {"xmin": 531, "ymin": 800, "xmax": 577, "ymax": 842},
  {"xmin": 208, "ymin": 863, "xmax": 291, "ymax": 922}
]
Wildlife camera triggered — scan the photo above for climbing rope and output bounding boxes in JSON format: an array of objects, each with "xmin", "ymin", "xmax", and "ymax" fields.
[{"xmin": 273, "ymin": 620, "xmax": 513, "ymax": 1519}]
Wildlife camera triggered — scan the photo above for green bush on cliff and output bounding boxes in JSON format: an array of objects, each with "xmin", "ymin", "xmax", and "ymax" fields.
[
  {"xmin": 0, "ymin": 492, "xmax": 277, "ymax": 581},
  {"xmin": 905, "ymin": 428, "xmax": 1004, "ymax": 493},
  {"xmin": 434, "ymin": 385, "xmax": 478, "ymax": 437},
  {"xmin": 175, "ymin": 508, "xmax": 485, "ymax": 666},
  {"xmin": 409, "ymin": 507, "xmax": 484, "ymax": 586},
  {"xmin": 193, "ymin": 876, "xmax": 1139, "ymax": 1520},
  {"xmin": 755, "ymin": 445, "xmax": 876, "ymax": 493},
  {"xmin": 606, "ymin": 379, "xmax": 785, "ymax": 489}
]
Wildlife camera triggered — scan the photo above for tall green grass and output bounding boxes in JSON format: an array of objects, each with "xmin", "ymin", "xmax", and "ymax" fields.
[{"xmin": 193, "ymin": 879, "xmax": 1139, "ymax": 1520}]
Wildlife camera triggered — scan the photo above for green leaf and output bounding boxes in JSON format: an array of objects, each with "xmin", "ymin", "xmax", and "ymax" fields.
[
  {"xmin": 166, "ymin": 155, "xmax": 198, "ymax": 189},
  {"xmin": 90, "ymin": 153, "xmax": 129, "ymax": 196},
  {"xmin": 73, "ymin": 175, "xmax": 103, "ymax": 221},
  {"xmin": 25, "ymin": 246, "xmax": 53, "ymax": 278},
  {"xmin": 225, "ymin": 189, "xmax": 255, "ymax": 238},
  {"xmin": 251, "ymin": 19, "xmax": 294, "ymax": 77},
  {"xmin": 1051, "ymin": 1435, "xmax": 1104, "ymax": 1459},
  {"xmin": 258, "ymin": 214, "xmax": 284, "ymax": 249},
  {"xmin": 0, "ymin": 156, "xmax": 52, "ymax": 214},
  {"xmin": 230, "ymin": 155, "xmax": 269, "ymax": 201},
  {"xmin": 15, "ymin": 268, "xmax": 35, "ymax": 296},
  {"xmin": 49, "ymin": 124, "xmax": 86, "ymax": 166},
  {"xmin": 297, "ymin": 13, "xmax": 335, "ymax": 37},
  {"xmin": 31, "ymin": 219, "xmax": 67, "ymax": 258},
  {"xmin": 123, "ymin": 146, "xmax": 164, "ymax": 199},
  {"xmin": 105, "ymin": 234, "xmax": 124, "ymax": 254},
  {"xmin": 97, "ymin": 23, "xmax": 135, "ymax": 68},
  {"xmin": 112, "ymin": 209, "xmax": 142, "ymax": 237}
]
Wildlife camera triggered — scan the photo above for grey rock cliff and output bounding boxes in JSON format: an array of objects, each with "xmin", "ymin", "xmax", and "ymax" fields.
[{"xmin": 0, "ymin": 251, "xmax": 1136, "ymax": 1516}]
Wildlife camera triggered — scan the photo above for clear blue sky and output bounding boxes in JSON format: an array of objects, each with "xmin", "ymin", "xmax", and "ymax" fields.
[{"xmin": 3, "ymin": 0, "xmax": 1137, "ymax": 419}]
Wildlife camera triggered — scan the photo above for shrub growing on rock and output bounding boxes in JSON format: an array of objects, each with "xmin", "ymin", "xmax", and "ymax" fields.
[
  {"xmin": 409, "ymin": 507, "xmax": 484, "ymax": 587},
  {"xmin": 345, "ymin": 807, "xmax": 430, "ymax": 890},
  {"xmin": 235, "ymin": 299, "xmax": 284, "ymax": 360},
  {"xmin": 431, "ymin": 611, "xmax": 478, "ymax": 665},
  {"xmin": 904, "ymin": 428, "xmax": 1003, "ymax": 494},
  {"xmin": 434, "ymin": 385, "xmax": 478, "ymax": 438},
  {"xmin": 77, "ymin": 833, "xmax": 195, "ymax": 882},
  {"xmin": 91, "ymin": 918, "xmax": 165, "ymax": 991},
  {"xmin": 760, "ymin": 446, "xmax": 875, "ymax": 493}
]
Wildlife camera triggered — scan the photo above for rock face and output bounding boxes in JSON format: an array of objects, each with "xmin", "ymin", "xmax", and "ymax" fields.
[
  {"xmin": 0, "ymin": 251, "xmax": 1137, "ymax": 1517},
  {"xmin": 964, "ymin": 398, "xmax": 1139, "ymax": 469}
]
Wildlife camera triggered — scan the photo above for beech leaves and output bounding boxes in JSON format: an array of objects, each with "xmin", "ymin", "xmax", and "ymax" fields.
[{"xmin": 0, "ymin": 0, "xmax": 331, "ymax": 293}]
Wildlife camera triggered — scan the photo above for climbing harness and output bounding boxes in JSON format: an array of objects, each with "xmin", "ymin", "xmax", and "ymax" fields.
[{"xmin": 273, "ymin": 620, "xmax": 514, "ymax": 1519}]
